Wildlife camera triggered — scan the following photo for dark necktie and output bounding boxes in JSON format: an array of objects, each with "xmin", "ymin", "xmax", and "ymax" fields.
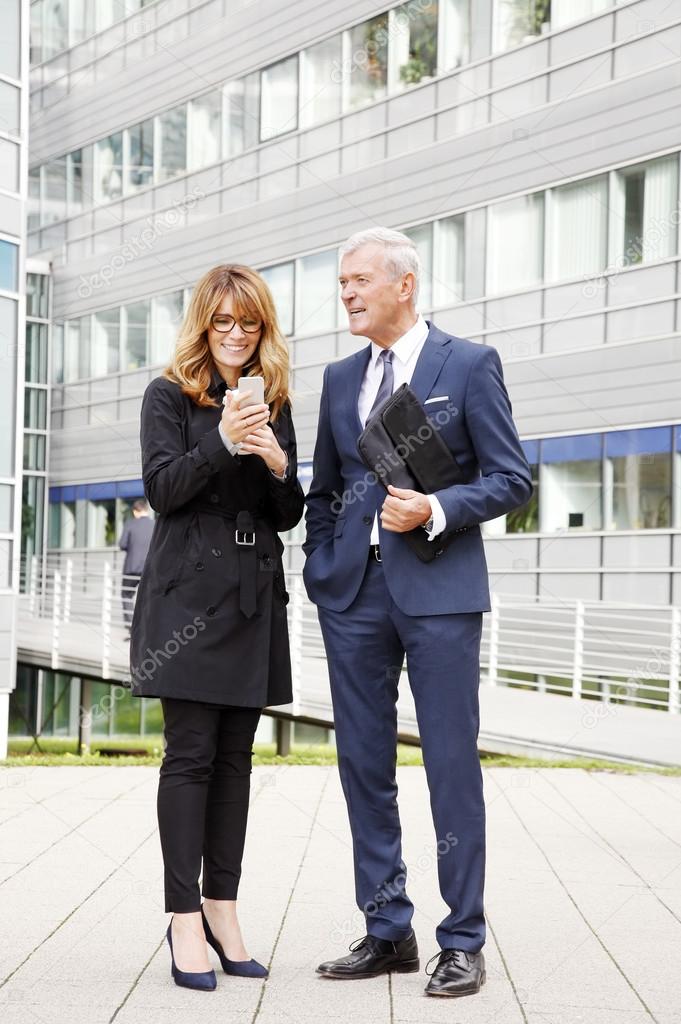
[{"xmin": 367, "ymin": 349, "xmax": 395, "ymax": 422}]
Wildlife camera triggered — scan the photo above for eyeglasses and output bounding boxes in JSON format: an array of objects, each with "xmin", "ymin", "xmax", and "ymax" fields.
[{"xmin": 211, "ymin": 314, "xmax": 263, "ymax": 334}]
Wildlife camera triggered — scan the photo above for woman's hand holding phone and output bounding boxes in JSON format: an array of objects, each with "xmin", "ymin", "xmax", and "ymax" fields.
[{"xmin": 221, "ymin": 390, "xmax": 269, "ymax": 445}]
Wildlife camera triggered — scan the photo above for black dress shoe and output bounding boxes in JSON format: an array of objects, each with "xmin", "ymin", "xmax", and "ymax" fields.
[
  {"xmin": 317, "ymin": 932, "xmax": 419, "ymax": 979},
  {"xmin": 425, "ymin": 949, "xmax": 486, "ymax": 997}
]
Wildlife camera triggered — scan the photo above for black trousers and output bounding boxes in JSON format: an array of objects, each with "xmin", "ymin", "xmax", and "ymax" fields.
[{"xmin": 157, "ymin": 697, "xmax": 262, "ymax": 913}]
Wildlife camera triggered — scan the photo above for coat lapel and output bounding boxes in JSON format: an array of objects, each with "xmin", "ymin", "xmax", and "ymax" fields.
[{"xmin": 408, "ymin": 321, "xmax": 453, "ymax": 403}]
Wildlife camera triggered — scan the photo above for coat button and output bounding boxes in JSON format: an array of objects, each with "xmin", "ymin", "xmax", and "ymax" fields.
[
  {"xmin": 209, "ymin": 493, "xmax": 219, "ymax": 504},
  {"xmin": 362, "ymin": 515, "xmax": 372, "ymax": 525},
  {"xmin": 206, "ymin": 606, "xmax": 216, "ymax": 616},
  {"xmin": 195, "ymin": 561, "xmax": 204, "ymax": 571},
  {"xmin": 211, "ymin": 547, "xmax": 222, "ymax": 557}
]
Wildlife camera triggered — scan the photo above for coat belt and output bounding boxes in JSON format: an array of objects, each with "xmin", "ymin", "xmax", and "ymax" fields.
[{"xmin": 184, "ymin": 503, "xmax": 262, "ymax": 619}]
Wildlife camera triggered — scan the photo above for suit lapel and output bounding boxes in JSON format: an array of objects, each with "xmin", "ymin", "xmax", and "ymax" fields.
[
  {"xmin": 345, "ymin": 344, "xmax": 372, "ymax": 437},
  {"xmin": 409, "ymin": 322, "xmax": 452, "ymax": 403}
]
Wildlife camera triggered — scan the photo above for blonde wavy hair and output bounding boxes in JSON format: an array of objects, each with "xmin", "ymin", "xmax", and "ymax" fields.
[{"xmin": 163, "ymin": 264, "xmax": 291, "ymax": 422}]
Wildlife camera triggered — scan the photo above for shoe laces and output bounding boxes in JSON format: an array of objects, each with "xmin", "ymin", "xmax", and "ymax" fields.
[{"xmin": 425, "ymin": 948, "xmax": 469, "ymax": 976}]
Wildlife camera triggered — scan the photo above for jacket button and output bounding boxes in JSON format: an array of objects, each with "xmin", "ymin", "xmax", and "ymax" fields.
[
  {"xmin": 362, "ymin": 515, "xmax": 372, "ymax": 525},
  {"xmin": 206, "ymin": 606, "xmax": 216, "ymax": 616},
  {"xmin": 211, "ymin": 547, "xmax": 222, "ymax": 557},
  {"xmin": 195, "ymin": 561, "xmax": 204, "ymax": 571},
  {"xmin": 209, "ymin": 493, "xmax": 219, "ymax": 504}
]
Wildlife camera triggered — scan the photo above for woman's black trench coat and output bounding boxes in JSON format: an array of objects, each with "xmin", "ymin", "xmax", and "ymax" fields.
[{"xmin": 129, "ymin": 370, "xmax": 305, "ymax": 706}]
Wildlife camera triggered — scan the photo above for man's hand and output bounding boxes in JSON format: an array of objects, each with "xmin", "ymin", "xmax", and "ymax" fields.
[{"xmin": 380, "ymin": 485, "xmax": 432, "ymax": 533}]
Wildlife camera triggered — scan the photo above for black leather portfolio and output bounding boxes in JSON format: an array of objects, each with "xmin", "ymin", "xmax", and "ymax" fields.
[{"xmin": 357, "ymin": 384, "xmax": 464, "ymax": 562}]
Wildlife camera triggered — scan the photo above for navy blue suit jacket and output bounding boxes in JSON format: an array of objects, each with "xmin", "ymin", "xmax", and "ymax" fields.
[{"xmin": 303, "ymin": 322, "xmax": 533, "ymax": 616}]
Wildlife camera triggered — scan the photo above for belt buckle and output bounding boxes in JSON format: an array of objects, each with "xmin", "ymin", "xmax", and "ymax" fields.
[
  {"xmin": 373, "ymin": 545, "xmax": 382, "ymax": 563},
  {"xmin": 235, "ymin": 529, "xmax": 255, "ymax": 547}
]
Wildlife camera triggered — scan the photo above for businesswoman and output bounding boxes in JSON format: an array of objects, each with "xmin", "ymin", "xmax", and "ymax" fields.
[{"xmin": 129, "ymin": 264, "xmax": 304, "ymax": 990}]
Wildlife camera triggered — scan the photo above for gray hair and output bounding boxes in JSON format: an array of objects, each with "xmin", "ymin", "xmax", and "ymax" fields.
[{"xmin": 339, "ymin": 226, "xmax": 421, "ymax": 303}]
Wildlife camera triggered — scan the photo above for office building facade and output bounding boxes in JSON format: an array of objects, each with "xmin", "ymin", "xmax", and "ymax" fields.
[{"xmin": 9, "ymin": 0, "xmax": 681, "ymax": 739}]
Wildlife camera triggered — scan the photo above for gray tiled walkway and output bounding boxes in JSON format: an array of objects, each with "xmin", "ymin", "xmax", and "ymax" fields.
[{"xmin": 1, "ymin": 765, "xmax": 680, "ymax": 1024}]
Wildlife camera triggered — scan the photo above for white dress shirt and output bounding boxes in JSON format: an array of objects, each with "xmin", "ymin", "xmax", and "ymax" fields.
[{"xmin": 358, "ymin": 315, "xmax": 446, "ymax": 545}]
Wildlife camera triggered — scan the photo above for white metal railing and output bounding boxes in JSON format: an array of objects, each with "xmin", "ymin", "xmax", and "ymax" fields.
[{"xmin": 15, "ymin": 558, "xmax": 681, "ymax": 715}]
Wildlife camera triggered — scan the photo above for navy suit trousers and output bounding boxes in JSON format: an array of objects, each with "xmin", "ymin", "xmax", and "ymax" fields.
[{"xmin": 317, "ymin": 556, "xmax": 486, "ymax": 952}]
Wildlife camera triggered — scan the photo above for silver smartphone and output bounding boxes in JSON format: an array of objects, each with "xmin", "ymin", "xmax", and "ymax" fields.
[{"xmin": 237, "ymin": 375, "xmax": 265, "ymax": 406}]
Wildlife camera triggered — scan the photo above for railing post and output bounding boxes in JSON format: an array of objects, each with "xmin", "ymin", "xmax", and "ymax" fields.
[
  {"xmin": 669, "ymin": 605, "xmax": 680, "ymax": 715},
  {"xmin": 487, "ymin": 592, "xmax": 500, "ymax": 686},
  {"xmin": 63, "ymin": 558, "xmax": 73, "ymax": 623},
  {"xmin": 572, "ymin": 599, "xmax": 585, "ymax": 700},
  {"xmin": 289, "ymin": 575, "xmax": 304, "ymax": 716},
  {"xmin": 101, "ymin": 562, "xmax": 113, "ymax": 680},
  {"xmin": 52, "ymin": 570, "xmax": 61, "ymax": 670},
  {"xmin": 28, "ymin": 554, "xmax": 38, "ymax": 615}
]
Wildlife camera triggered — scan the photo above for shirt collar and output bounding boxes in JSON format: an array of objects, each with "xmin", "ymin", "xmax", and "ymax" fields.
[{"xmin": 370, "ymin": 314, "xmax": 429, "ymax": 368}]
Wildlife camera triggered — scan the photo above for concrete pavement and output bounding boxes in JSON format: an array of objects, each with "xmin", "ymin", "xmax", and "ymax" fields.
[{"xmin": 1, "ymin": 764, "xmax": 680, "ymax": 1024}]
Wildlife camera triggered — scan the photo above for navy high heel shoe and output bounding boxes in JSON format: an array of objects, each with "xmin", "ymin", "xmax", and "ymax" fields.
[
  {"xmin": 201, "ymin": 906, "xmax": 269, "ymax": 978},
  {"xmin": 166, "ymin": 919, "xmax": 217, "ymax": 991}
]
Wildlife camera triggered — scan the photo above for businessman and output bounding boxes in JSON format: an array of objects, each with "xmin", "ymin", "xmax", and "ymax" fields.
[
  {"xmin": 303, "ymin": 227, "xmax": 533, "ymax": 997},
  {"xmin": 118, "ymin": 498, "xmax": 154, "ymax": 633}
]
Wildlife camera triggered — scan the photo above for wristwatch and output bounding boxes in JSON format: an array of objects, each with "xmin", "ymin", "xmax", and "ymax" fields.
[{"xmin": 423, "ymin": 514, "xmax": 434, "ymax": 534}]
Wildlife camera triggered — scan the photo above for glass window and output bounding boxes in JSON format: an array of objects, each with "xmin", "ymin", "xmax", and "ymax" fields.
[
  {"xmin": 26, "ymin": 273, "xmax": 49, "ymax": 318},
  {"xmin": 123, "ymin": 301, "xmax": 150, "ymax": 370},
  {"xmin": 0, "ymin": 484, "xmax": 11, "ymax": 532},
  {"xmin": 606, "ymin": 428, "xmax": 672, "ymax": 530},
  {"xmin": 552, "ymin": 0, "xmax": 610, "ymax": 30},
  {"xmin": 404, "ymin": 223, "xmax": 433, "ymax": 309},
  {"xmin": 52, "ymin": 321, "xmax": 63, "ymax": 384},
  {"xmin": 347, "ymin": 14, "xmax": 389, "ymax": 109},
  {"xmin": 547, "ymin": 176, "xmax": 607, "ymax": 282},
  {"xmin": 0, "ymin": 138, "xmax": 19, "ymax": 192},
  {"xmin": 92, "ymin": 308, "xmax": 120, "ymax": 375},
  {"xmin": 66, "ymin": 148, "xmax": 84, "ymax": 214},
  {"xmin": 224, "ymin": 74, "xmax": 259, "ymax": 157},
  {"xmin": 23, "ymin": 434, "xmax": 46, "ymax": 471},
  {"xmin": 438, "ymin": 0, "xmax": 469, "ymax": 73},
  {"xmin": 158, "ymin": 105, "xmax": 187, "ymax": 181},
  {"xmin": 40, "ymin": 673, "xmax": 73, "ymax": 736},
  {"xmin": 2, "ymin": 0, "xmax": 21, "ymax": 76},
  {"xmin": 612, "ymin": 156, "xmax": 679, "ymax": 267},
  {"xmin": 539, "ymin": 434, "xmax": 603, "ymax": 532},
  {"xmin": 300, "ymin": 35, "xmax": 342, "ymax": 129},
  {"xmin": 43, "ymin": 0, "xmax": 68, "ymax": 60},
  {"xmin": 493, "ymin": 0, "xmax": 551, "ymax": 52},
  {"xmin": 296, "ymin": 251, "xmax": 338, "ymax": 334},
  {"xmin": 260, "ymin": 55, "xmax": 298, "ymax": 141},
  {"xmin": 64, "ymin": 316, "xmax": 90, "ymax": 381},
  {"xmin": 0, "ymin": 297, "xmax": 17, "ymax": 475},
  {"xmin": 261, "ymin": 262, "xmax": 295, "ymax": 336},
  {"xmin": 24, "ymin": 387, "xmax": 48, "ymax": 430},
  {"xmin": 126, "ymin": 120, "xmax": 154, "ymax": 192},
  {"xmin": 0, "ymin": 239, "xmax": 19, "ymax": 292},
  {"xmin": 188, "ymin": 91, "xmax": 222, "ymax": 169},
  {"xmin": 58, "ymin": 500, "xmax": 76, "ymax": 548},
  {"xmin": 151, "ymin": 291, "xmax": 183, "ymax": 364},
  {"xmin": 94, "ymin": 133, "xmax": 123, "ymax": 203},
  {"xmin": 42, "ymin": 157, "xmax": 67, "ymax": 224},
  {"xmin": 433, "ymin": 215, "xmax": 464, "ymax": 306},
  {"xmin": 390, "ymin": 1, "xmax": 438, "ymax": 92},
  {"xmin": 30, "ymin": 0, "xmax": 44, "ymax": 66},
  {"xmin": 487, "ymin": 194, "xmax": 544, "ymax": 294},
  {"xmin": 25, "ymin": 322, "xmax": 48, "ymax": 383},
  {"xmin": 88, "ymin": 499, "xmax": 116, "ymax": 547},
  {"xmin": 28, "ymin": 166, "xmax": 41, "ymax": 232},
  {"xmin": 0, "ymin": 80, "xmax": 20, "ymax": 137},
  {"xmin": 22, "ymin": 476, "xmax": 45, "ymax": 563},
  {"xmin": 69, "ymin": 0, "xmax": 96, "ymax": 46}
]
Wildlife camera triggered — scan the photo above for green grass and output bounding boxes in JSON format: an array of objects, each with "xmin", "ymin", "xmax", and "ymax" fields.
[{"xmin": 1, "ymin": 736, "xmax": 679, "ymax": 773}]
